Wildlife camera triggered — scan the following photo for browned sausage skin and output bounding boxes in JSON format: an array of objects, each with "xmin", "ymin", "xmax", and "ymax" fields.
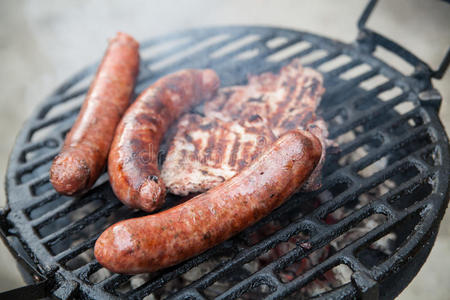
[
  {"xmin": 95, "ymin": 130, "xmax": 322, "ymax": 274},
  {"xmin": 108, "ymin": 69, "xmax": 220, "ymax": 212},
  {"xmin": 50, "ymin": 32, "xmax": 140, "ymax": 195}
]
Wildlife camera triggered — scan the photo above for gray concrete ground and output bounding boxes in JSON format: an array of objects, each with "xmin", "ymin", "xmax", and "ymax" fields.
[{"xmin": 0, "ymin": 0, "xmax": 448, "ymax": 298}]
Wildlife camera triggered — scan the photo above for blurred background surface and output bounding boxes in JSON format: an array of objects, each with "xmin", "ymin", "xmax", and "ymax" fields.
[{"xmin": 0, "ymin": 0, "xmax": 448, "ymax": 298}]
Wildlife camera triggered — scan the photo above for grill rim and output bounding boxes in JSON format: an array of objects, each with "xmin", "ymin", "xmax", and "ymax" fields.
[{"xmin": 1, "ymin": 24, "xmax": 449, "ymax": 300}]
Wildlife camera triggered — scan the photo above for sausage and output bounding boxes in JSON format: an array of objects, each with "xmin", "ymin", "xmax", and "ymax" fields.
[
  {"xmin": 50, "ymin": 32, "xmax": 140, "ymax": 195},
  {"xmin": 108, "ymin": 69, "xmax": 220, "ymax": 212},
  {"xmin": 95, "ymin": 130, "xmax": 322, "ymax": 274}
]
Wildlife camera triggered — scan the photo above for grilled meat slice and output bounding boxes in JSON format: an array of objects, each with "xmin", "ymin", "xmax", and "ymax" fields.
[
  {"xmin": 204, "ymin": 59, "xmax": 325, "ymax": 137},
  {"xmin": 161, "ymin": 114, "xmax": 276, "ymax": 196},
  {"xmin": 162, "ymin": 59, "xmax": 329, "ymax": 195}
]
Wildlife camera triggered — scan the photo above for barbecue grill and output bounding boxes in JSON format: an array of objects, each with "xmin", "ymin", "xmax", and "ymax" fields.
[{"xmin": 1, "ymin": 0, "xmax": 449, "ymax": 299}]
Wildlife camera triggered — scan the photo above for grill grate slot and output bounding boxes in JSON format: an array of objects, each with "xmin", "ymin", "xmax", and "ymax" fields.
[
  {"xmin": 266, "ymin": 37, "xmax": 288, "ymax": 49},
  {"xmin": 373, "ymin": 46, "xmax": 415, "ymax": 76},
  {"xmin": 140, "ymin": 37, "xmax": 192, "ymax": 61},
  {"xmin": 286, "ymin": 264, "xmax": 353, "ymax": 298},
  {"xmin": 123, "ymin": 245, "xmax": 237, "ymax": 299},
  {"xmin": 356, "ymin": 210, "xmax": 422, "ymax": 269},
  {"xmin": 29, "ymin": 176, "xmax": 53, "ymax": 196},
  {"xmin": 149, "ymin": 34, "xmax": 237, "ymax": 71},
  {"xmin": 44, "ymin": 93, "xmax": 84, "ymax": 120},
  {"xmin": 355, "ymin": 128, "xmax": 432, "ymax": 177},
  {"xmin": 296, "ymin": 49, "xmax": 329, "ymax": 66},
  {"xmin": 210, "ymin": 35, "xmax": 261, "ymax": 59},
  {"xmin": 35, "ymin": 197, "xmax": 106, "ymax": 238},
  {"xmin": 329, "ymin": 214, "xmax": 389, "ymax": 251},
  {"xmin": 87, "ymin": 267, "xmax": 112, "ymax": 285},
  {"xmin": 266, "ymin": 41, "xmax": 312, "ymax": 62},
  {"xmin": 319, "ymin": 54, "xmax": 353, "ymax": 73},
  {"xmin": 387, "ymin": 177, "xmax": 434, "ymax": 211},
  {"xmin": 26, "ymin": 193, "xmax": 70, "ymax": 220},
  {"xmin": 19, "ymin": 138, "xmax": 60, "ymax": 163},
  {"xmin": 42, "ymin": 201, "xmax": 121, "ymax": 250}
]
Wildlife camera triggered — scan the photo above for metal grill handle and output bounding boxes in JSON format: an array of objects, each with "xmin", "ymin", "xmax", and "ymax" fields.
[
  {"xmin": 0, "ymin": 208, "xmax": 52, "ymax": 298},
  {"xmin": 358, "ymin": 0, "xmax": 450, "ymax": 80}
]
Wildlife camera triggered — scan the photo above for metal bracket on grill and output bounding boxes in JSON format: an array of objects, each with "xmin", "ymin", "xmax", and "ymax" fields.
[
  {"xmin": 52, "ymin": 279, "xmax": 79, "ymax": 300},
  {"xmin": 357, "ymin": 0, "xmax": 450, "ymax": 81},
  {"xmin": 0, "ymin": 280, "xmax": 50, "ymax": 300},
  {"xmin": 418, "ymin": 88, "xmax": 443, "ymax": 111},
  {"xmin": 351, "ymin": 271, "xmax": 379, "ymax": 300},
  {"xmin": 0, "ymin": 208, "xmax": 54, "ymax": 299},
  {"xmin": 0, "ymin": 208, "xmax": 43, "ymax": 278}
]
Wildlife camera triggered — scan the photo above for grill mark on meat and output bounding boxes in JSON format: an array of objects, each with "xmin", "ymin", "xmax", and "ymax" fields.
[
  {"xmin": 296, "ymin": 83, "xmax": 308, "ymax": 101},
  {"xmin": 270, "ymin": 77, "xmax": 302, "ymax": 128},
  {"xmin": 308, "ymin": 78, "xmax": 320, "ymax": 98},
  {"xmin": 179, "ymin": 149, "xmax": 187, "ymax": 167},
  {"xmin": 211, "ymin": 90, "xmax": 236, "ymax": 112},
  {"xmin": 161, "ymin": 59, "xmax": 329, "ymax": 196},
  {"xmin": 204, "ymin": 134, "xmax": 216, "ymax": 164},
  {"xmin": 214, "ymin": 133, "xmax": 227, "ymax": 168},
  {"xmin": 229, "ymin": 134, "xmax": 241, "ymax": 168},
  {"xmin": 241, "ymin": 141, "xmax": 253, "ymax": 166}
]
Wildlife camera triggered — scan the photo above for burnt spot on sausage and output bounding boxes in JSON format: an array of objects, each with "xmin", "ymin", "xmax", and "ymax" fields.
[
  {"xmin": 164, "ymin": 75, "xmax": 186, "ymax": 93},
  {"xmin": 203, "ymin": 231, "xmax": 211, "ymax": 240},
  {"xmin": 296, "ymin": 85, "xmax": 307, "ymax": 101},
  {"xmin": 253, "ymin": 209, "xmax": 262, "ymax": 220},
  {"xmin": 135, "ymin": 113, "xmax": 162, "ymax": 127},
  {"xmin": 301, "ymin": 136, "xmax": 313, "ymax": 150}
]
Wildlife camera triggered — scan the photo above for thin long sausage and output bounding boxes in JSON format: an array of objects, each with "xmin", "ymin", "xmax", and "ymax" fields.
[
  {"xmin": 50, "ymin": 32, "xmax": 140, "ymax": 195},
  {"xmin": 95, "ymin": 130, "xmax": 322, "ymax": 274},
  {"xmin": 108, "ymin": 69, "xmax": 220, "ymax": 212}
]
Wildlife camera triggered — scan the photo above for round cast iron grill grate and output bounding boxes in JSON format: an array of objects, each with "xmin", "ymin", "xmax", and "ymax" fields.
[{"xmin": 2, "ymin": 24, "xmax": 450, "ymax": 299}]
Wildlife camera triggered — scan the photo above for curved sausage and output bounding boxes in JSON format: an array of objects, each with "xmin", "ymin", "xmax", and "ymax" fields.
[
  {"xmin": 95, "ymin": 130, "xmax": 322, "ymax": 274},
  {"xmin": 108, "ymin": 69, "xmax": 220, "ymax": 212},
  {"xmin": 50, "ymin": 32, "xmax": 140, "ymax": 195}
]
